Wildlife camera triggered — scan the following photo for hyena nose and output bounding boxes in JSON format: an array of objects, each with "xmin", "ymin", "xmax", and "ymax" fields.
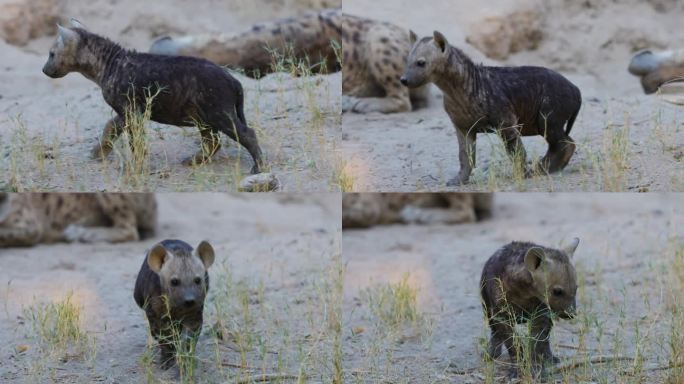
[
  {"xmin": 184, "ymin": 299, "xmax": 196, "ymax": 308},
  {"xmin": 400, "ymin": 76, "xmax": 408, "ymax": 86}
]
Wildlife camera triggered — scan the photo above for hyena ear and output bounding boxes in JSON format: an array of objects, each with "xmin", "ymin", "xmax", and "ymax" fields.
[
  {"xmin": 433, "ymin": 30, "xmax": 448, "ymax": 53},
  {"xmin": 57, "ymin": 24, "xmax": 79, "ymax": 45},
  {"xmin": 146, "ymin": 244, "xmax": 168, "ymax": 273},
  {"xmin": 70, "ymin": 18, "xmax": 87, "ymax": 30},
  {"xmin": 409, "ymin": 30, "xmax": 418, "ymax": 45},
  {"xmin": 196, "ymin": 240, "xmax": 215, "ymax": 269},
  {"xmin": 524, "ymin": 247, "xmax": 546, "ymax": 272},
  {"xmin": 562, "ymin": 238, "xmax": 580, "ymax": 258}
]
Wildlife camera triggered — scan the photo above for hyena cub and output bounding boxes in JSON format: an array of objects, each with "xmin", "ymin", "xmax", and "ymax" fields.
[
  {"xmin": 401, "ymin": 31, "xmax": 581, "ymax": 185},
  {"xmin": 134, "ymin": 239, "xmax": 215, "ymax": 369},
  {"xmin": 43, "ymin": 19, "xmax": 264, "ymax": 174},
  {"xmin": 480, "ymin": 239, "xmax": 579, "ymax": 377}
]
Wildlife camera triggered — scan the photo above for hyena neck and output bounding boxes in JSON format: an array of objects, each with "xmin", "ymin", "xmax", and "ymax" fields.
[
  {"xmin": 434, "ymin": 46, "xmax": 485, "ymax": 101},
  {"xmin": 74, "ymin": 29, "xmax": 127, "ymax": 86}
]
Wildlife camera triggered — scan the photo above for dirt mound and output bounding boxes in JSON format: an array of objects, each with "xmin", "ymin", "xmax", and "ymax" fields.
[
  {"xmin": 466, "ymin": 10, "xmax": 544, "ymax": 60},
  {"xmin": 0, "ymin": 0, "xmax": 61, "ymax": 46}
]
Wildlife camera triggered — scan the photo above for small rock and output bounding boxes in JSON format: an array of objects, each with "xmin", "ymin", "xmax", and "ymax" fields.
[
  {"xmin": 15, "ymin": 344, "xmax": 29, "ymax": 354},
  {"xmin": 238, "ymin": 173, "xmax": 281, "ymax": 192}
]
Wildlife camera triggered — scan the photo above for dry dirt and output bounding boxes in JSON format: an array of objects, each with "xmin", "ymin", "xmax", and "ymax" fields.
[
  {"xmin": 0, "ymin": 0, "xmax": 342, "ymax": 192},
  {"xmin": 0, "ymin": 193, "xmax": 342, "ymax": 383},
  {"xmin": 341, "ymin": 0, "xmax": 684, "ymax": 192},
  {"xmin": 342, "ymin": 193, "xmax": 684, "ymax": 383}
]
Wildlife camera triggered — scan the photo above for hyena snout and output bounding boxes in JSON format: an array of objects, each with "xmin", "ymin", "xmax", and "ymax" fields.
[
  {"xmin": 556, "ymin": 300, "xmax": 576, "ymax": 319},
  {"xmin": 42, "ymin": 60, "xmax": 66, "ymax": 79}
]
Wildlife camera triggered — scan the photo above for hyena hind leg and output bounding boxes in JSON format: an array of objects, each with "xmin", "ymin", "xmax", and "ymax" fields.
[{"xmin": 182, "ymin": 127, "xmax": 222, "ymax": 166}]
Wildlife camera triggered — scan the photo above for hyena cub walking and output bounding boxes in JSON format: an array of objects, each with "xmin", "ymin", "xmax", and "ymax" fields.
[
  {"xmin": 480, "ymin": 239, "xmax": 579, "ymax": 378},
  {"xmin": 134, "ymin": 239, "xmax": 215, "ymax": 369},
  {"xmin": 43, "ymin": 20, "xmax": 264, "ymax": 174},
  {"xmin": 401, "ymin": 31, "xmax": 581, "ymax": 185}
]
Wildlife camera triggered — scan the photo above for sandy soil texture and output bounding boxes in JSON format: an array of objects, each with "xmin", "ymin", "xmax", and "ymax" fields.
[
  {"xmin": 341, "ymin": 0, "xmax": 684, "ymax": 192},
  {"xmin": 0, "ymin": 0, "xmax": 342, "ymax": 192},
  {"xmin": 342, "ymin": 193, "xmax": 684, "ymax": 383},
  {"xmin": 0, "ymin": 193, "xmax": 342, "ymax": 383}
]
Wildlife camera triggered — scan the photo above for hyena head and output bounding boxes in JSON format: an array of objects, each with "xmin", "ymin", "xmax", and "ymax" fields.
[
  {"xmin": 42, "ymin": 19, "xmax": 89, "ymax": 78},
  {"xmin": 401, "ymin": 30, "xmax": 451, "ymax": 88},
  {"xmin": 524, "ymin": 238, "xmax": 579, "ymax": 319},
  {"xmin": 147, "ymin": 240, "xmax": 215, "ymax": 313}
]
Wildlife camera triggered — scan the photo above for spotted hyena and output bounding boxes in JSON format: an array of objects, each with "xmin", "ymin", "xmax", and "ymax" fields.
[
  {"xmin": 343, "ymin": 14, "xmax": 429, "ymax": 113},
  {"xmin": 150, "ymin": 9, "xmax": 342, "ymax": 79},
  {"xmin": 134, "ymin": 239, "xmax": 215, "ymax": 369},
  {"xmin": 480, "ymin": 239, "xmax": 579, "ymax": 378},
  {"xmin": 0, "ymin": 193, "xmax": 156, "ymax": 247},
  {"xmin": 402, "ymin": 31, "xmax": 581, "ymax": 185},
  {"xmin": 629, "ymin": 48, "xmax": 684, "ymax": 94},
  {"xmin": 342, "ymin": 193, "xmax": 492, "ymax": 228},
  {"xmin": 42, "ymin": 20, "xmax": 264, "ymax": 173}
]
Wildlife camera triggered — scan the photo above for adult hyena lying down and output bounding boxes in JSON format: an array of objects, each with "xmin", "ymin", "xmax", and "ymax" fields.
[
  {"xmin": 0, "ymin": 193, "xmax": 156, "ymax": 247},
  {"xmin": 401, "ymin": 32, "xmax": 582, "ymax": 186},
  {"xmin": 342, "ymin": 193, "xmax": 492, "ymax": 228},
  {"xmin": 150, "ymin": 9, "xmax": 428, "ymax": 114},
  {"xmin": 342, "ymin": 13, "xmax": 430, "ymax": 114},
  {"xmin": 150, "ymin": 9, "xmax": 341, "ymax": 79},
  {"xmin": 629, "ymin": 49, "xmax": 684, "ymax": 94},
  {"xmin": 42, "ymin": 20, "xmax": 264, "ymax": 174}
]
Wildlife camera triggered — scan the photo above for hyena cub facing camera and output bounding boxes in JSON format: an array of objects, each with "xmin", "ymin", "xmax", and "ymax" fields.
[
  {"xmin": 480, "ymin": 239, "xmax": 579, "ymax": 378},
  {"xmin": 43, "ymin": 19, "xmax": 264, "ymax": 174},
  {"xmin": 402, "ymin": 31, "xmax": 581, "ymax": 185},
  {"xmin": 134, "ymin": 239, "xmax": 215, "ymax": 369}
]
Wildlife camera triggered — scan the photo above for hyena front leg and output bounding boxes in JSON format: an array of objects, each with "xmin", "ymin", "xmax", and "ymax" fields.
[
  {"xmin": 91, "ymin": 115, "xmax": 125, "ymax": 159},
  {"xmin": 0, "ymin": 224, "xmax": 43, "ymax": 247},
  {"xmin": 350, "ymin": 79, "xmax": 412, "ymax": 114}
]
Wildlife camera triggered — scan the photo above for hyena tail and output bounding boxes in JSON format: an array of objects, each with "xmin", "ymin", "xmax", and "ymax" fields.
[
  {"xmin": 566, "ymin": 88, "xmax": 582, "ymax": 135},
  {"xmin": 566, "ymin": 105, "xmax": 580, "ymax": 136},
  {"xmin": 236, "ymin": 88, "xmax": 247, "ymax": 126}
]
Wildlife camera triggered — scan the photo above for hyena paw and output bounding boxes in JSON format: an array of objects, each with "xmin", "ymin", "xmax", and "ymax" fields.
[
  {"xmin": 91, "ymin": 144, "xmax": 110, "ymax": 160},
  {"xmin": 63, "ymin": 225, "xmax": 90, "ymax": 243},
  {"xmin": 446, "ymin": 176, "xmax": 469, "ymax": 187},
  {"xmin": 400, "ymin": 206, "xmax": 432, "ymax": 224},
  {"xmin": 342, "ymin": 96, "xmax": 360, "ymax": 112}
]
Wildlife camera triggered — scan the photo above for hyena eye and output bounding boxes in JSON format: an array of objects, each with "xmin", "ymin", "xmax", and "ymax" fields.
[
  {"xmin": 49, "ymin": 52, "xmax": 55, "ymax": 58},
  {"xmin": 194, "ymin": 277, "xmax": 202, "ymax": 285},
  {"xmin": 552, "ymin": 288, "xmax": 564, "ymax": 297},
  {"xmin": 417, "ymin": 59, "xmax": 426, "ymax": 67},
  {"xmin": 170, "ymin": 278, "xmax": 180, "ymax": 287}
]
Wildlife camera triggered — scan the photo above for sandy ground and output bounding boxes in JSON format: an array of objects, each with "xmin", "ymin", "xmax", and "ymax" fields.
[
  {"xmin": 342, "ymin": 193, "xmax": 684, "ymax": 383},
  {"xmin": 341, "ymin": 0, "xmax": 684, "ymax": 192},
  {"xmin": 0, "ymin": 0, "xmax": 342, "ymax": 192},
  {"xmin": 0, "ymin": 193, "xmax": 341, "ymax": 383}
]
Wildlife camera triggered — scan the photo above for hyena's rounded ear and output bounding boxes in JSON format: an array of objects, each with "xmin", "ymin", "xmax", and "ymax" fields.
[
  {"xmin": 70, "ymin": 18, "xmax": 87, "ymax": 30},
  {"xmin": 433, "ymin": 30, "xmax": 448, "ymax": 53},
  {"xmin": 57, "ymin": 24, "xmax": 79, "ymax": 44},
  {"xmin": 562, "ymin": 238, "xmax": 580, "ymax": 258},
  {"xmin": 147, "ymin": 244, "xmax": 168, "ymax": 273},
  {"xmin": 524, "ymin": 247, "xmax": 546, "ymax": 272},
  {"xmin": 196, "ymin": 240, "xmax": 215, "ymax": 269},
  {"xmin": 409, "ymin": 30, "xmax": 418, "ymax": 45}
]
